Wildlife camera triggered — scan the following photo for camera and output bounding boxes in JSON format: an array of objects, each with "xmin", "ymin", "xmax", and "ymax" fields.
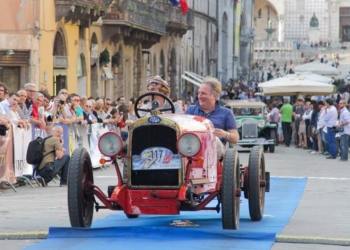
[
  {"xmin": 59, "ymin": 100, "xmax": 64, "ymax": 105},
  {"xmin": 45, "ymin": 112, "xmax": 53, "ymax": 122}
]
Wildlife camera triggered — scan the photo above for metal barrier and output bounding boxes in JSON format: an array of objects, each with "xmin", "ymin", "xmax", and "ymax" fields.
[{"xmin": 0, "ymin": 122, "xmax": 109, "ymax": 192}]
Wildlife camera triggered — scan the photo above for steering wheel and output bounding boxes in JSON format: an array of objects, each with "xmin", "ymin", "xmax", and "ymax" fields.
[{"xmin": 134, "ymin": 92, "xmax": 175, "ymax": 118}]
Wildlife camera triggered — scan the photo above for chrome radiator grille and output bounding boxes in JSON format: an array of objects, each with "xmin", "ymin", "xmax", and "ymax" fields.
[{"xmin": 242, "ymin": 119, "xmax": 258, "ymax": 138}]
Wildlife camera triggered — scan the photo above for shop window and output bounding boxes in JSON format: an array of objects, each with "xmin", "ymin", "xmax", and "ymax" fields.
[{"xmin": 0, "ymin": 67, "xmax": 20, "ymax": 92}]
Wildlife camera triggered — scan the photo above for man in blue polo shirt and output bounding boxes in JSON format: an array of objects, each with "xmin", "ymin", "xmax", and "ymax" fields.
[{"xmin": 185, "ymin": 77, "xmax": 238, "ymax": 157}]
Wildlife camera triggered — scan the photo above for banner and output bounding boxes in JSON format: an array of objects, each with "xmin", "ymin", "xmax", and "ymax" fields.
[
  {"xmin": 12, "ymin": 124, "xmax": 31, "ymax": 177},
  {"xmin": 22, "ymin": 125, "xmax": 33, "ymax": 175},
  {"xmin": 89, "ymin": 123, "xmax": 108, "ymax": 168},
  {"xmin": 69, "ymin": 124, "xmax": 89, "ymax": 154},
  {"xmin": 60, "ymin": 124, "xmax": 70, "ymax": 156},
  {"xmin": 0, "ymin": 126, "xmax": 15, "ymax": 184}
]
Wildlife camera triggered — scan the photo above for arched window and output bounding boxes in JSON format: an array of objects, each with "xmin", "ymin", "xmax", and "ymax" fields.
[{"xmin": 53, "ymin": 30, "xmax": 66, "ymax": 56}]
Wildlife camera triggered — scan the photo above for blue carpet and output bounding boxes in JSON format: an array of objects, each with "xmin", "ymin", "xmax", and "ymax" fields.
[{"xmin": 26, "ymin": 177, "xmax": 307, "ymax": 250}]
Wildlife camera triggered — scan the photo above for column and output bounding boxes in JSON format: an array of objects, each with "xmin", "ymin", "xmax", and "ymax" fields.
[{"xmin": 278, "ymin": 15, "xmax": 285, "ymax": 42}]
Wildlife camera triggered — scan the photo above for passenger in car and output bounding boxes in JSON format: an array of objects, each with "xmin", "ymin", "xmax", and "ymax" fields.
[
  {"xmin": 139, "ymin": 75, "xmax": 183, "ymax": 117},
  {"xmin": 185, "ymin": 77, "xmax": 239, "ymax": 158}
]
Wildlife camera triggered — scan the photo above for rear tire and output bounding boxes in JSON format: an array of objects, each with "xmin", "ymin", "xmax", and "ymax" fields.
[
  {"xmin": 68, "ymin": 148, "xmax": 94, "ymax": 228},
  {"xmin": 221, "ymin": 148, "xmax": 240, "ymax": 230},
  {"xmin": 248, "ymin": 146, "xmax": 266, "ymax": 221}
]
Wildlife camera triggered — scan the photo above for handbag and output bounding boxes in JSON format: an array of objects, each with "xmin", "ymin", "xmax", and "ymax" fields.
[{"xmin": 331, "ymin": 126, "xmax": 344, "ymax": 133}]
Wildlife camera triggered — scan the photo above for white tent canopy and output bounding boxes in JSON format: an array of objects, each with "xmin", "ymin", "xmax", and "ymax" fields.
[
  {"xmin": 258, "ymin": 75, "xmax": 336, "ymax": 96},
  {"xmin": 286, "ymin": 72, "xmax": 332, "ymax": 84},
  {"xmin": 294, "ymin": 62, "xmax": 340, "ymax": 76}
]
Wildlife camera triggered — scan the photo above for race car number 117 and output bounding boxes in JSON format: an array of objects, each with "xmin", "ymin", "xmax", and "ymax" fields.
[{"xmin": 132, "ymin": 147, "xmax": 181, "ymax": 170}]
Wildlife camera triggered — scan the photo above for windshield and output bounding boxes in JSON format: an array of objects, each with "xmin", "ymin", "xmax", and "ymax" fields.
[{"xmin": 232, "ymin": 107, "xmax": 263, "ymax": 116}]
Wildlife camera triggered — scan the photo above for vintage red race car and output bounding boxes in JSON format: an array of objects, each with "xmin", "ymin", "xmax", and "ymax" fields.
[{"xmin": 67, "ymin": 92, "xmax": 270, "ymax": 230}]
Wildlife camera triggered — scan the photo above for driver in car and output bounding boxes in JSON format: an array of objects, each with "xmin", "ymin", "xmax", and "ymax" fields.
[
  {"xmin": 185, "ymin": 77, "xmax": 239, "ymax": 158},
  {"xmin": 253, "ymin": 108, "xmax": 261, "ymax": 116},
  {"xmin": 139, "ymin": 75, "xmax": 183, "ymax": 117}
]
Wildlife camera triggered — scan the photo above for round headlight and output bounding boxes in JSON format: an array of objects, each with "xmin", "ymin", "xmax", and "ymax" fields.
[
  {"xmin": 177, "ymin": 133, "xmax": 201, "ymax": 157},
  {"xmin": 236, "ymin": 120, "xmax": 242, "ymax": 128},
  {"xmin": 258, "ymin": 120, "xmax": 265, "ymax": 128},
  {"xmin": 98, "ymin": 132, "xmax": 123, "ymax": 157}
]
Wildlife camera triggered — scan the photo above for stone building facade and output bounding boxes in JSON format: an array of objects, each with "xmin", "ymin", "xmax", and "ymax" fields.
[
  {"xmin": 254, "ymin": 0, "xmax": 350, "ymax": 44},
  {"xmin": 0, "ymin": 0, "xmax": 249, "ymax": 100},
  {"xmin": 0, "ymin": 0, "xmax": 40, "ymax": 92}
]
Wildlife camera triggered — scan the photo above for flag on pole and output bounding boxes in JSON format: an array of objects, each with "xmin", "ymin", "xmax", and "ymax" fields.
[
  {"xmin": 179, "ymin": 0, "xmax": 188, "ymax": 14},
  {"xmin": 168, "ymin": 0, "xmax": 179, "ymax": 6}
]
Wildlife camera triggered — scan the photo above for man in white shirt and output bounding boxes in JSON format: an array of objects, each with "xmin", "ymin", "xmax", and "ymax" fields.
[
  {"xmin": 317, "ymin": 101, "xmax": 329, "ymax": 155},
  {"xmin": 323, "ymin": 99, "xmax": 338, "ymax": 159},
  {"xmin": 0, "ymin": 93, "xmax": 27, "ymax": 128},
  {"xmin": 336, "ymin": 99, "xmax": 350, "ymax": 161}
]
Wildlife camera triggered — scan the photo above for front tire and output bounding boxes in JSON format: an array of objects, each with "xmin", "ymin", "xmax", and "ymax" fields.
[
  {"xmin": 68, "ymin": 148, "xmax": 94, "ymax": 228},
  {"xmin": 248, "ymin": 146, "xmax": 266, "ymax": 221},
  {"xmin": 221, "ymin": 148, "xmax": 240, "ymax": 230}
]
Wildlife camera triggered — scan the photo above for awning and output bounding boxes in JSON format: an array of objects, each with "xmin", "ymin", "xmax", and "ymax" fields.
[
  {"xmin": 181, "ymin": 71, "xmax": 203, "ymax": 87},
  {"xmin": 103, "ymin": 67, "xmax": 114, "ymax": 79}
]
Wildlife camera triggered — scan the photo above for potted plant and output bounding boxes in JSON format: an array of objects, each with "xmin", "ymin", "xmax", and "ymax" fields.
[
  {"xmin": 94, "ymin": 3, "xmax": 101, "ymax": 15},
  {"xmin": 99, "ymin": 49, "xmax": 110, "ymax": 67},
  {"xmin": 82, "ymin": 4, "xmax": 90, "ymax": 14},
  {"xmin": 112, "ymin": 52, "xmax": 121, "ymax": 67}
]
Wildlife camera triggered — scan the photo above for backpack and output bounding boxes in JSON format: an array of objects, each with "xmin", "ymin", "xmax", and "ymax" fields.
[{"xmin": 26, "ymin": 136, "xmax": 53, "ymax": 165}]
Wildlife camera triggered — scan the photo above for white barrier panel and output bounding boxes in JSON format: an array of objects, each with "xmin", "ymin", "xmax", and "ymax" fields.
[
  {"xmin": 12, "ymin": 124, "xmax": 32, "ymax": 177},
  {"xmin": 0, "ymin": 125, "xmax": 16, "ymax": 184},
  {"xmin": 69, "ymin": 124, "xmax": 88, "ymax": 154},
  {"xmin": 89, "ymin": 123, "xmax": 108, "ymax": 168}
]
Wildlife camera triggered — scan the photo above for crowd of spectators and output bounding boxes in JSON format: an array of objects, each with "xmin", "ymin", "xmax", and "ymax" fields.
[
  {"xmin": 0, "ymin": 82, "xmax": 138, "ymax": 149},
  {"xmin": 270, "ymin": 94, "xmax": 350, "ymax": 161}
]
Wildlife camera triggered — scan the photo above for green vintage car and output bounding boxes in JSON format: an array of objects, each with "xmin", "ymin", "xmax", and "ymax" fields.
[{"xmin": 225, "ymin": 101, "xmax": 277, "ymax": 153}]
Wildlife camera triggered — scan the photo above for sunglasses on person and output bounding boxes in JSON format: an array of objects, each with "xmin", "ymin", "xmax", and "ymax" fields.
[
  {"xmin": 148, "ymin": 82, "xmax": 161, "ymax": 87},
  {"xmin": 86, "ymin": 105, "xmax": 92, "ymax": 108},
  {"xmin": 106, "ymin": 102, "xmax": 112, "ymax": 106}
]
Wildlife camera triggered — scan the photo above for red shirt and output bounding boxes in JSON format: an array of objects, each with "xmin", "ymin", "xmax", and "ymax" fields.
[{"xmin": 31, "ymin": 104, "xmax": 39, "ymax": 118}]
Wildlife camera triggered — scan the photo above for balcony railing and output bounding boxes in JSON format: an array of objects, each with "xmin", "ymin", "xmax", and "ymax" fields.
[
  {"xmin": 253, "ymin": 51, "xmax": 302, "ymax": 61},
  {"xmin": 55, "ymin": 0, "xmax": 108, "ymax": 23},
  {"xmin": 156, "ymin": 1, "xmax": 193, "ymax": 35},
  {"xmin": 104, "ymin": 0, "xmax": 167, "ymax": 35},
  {"xmin": 254, "ymin": 41, "xmax": 294, "ymax": 51}
]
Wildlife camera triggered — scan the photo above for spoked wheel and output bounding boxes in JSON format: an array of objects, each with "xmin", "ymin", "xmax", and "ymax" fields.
[
  {"xmin": 248, "ymin": 146, "xmax": 266, "ymax": 221},
  {"xmin": 68, "ymin": 148, "xmax": 94, "ymax": 228},
  {"xmin": 221, "ymin": 148, "xmax": 241, "ymax": 230},
  {"xmin": 126, "ymin": 214, "xmax": 139, "ymax": 219}
]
